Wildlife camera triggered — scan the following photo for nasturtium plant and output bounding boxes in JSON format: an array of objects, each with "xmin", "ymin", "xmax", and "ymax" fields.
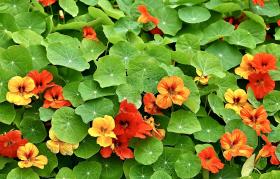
[{"xmin": 0, "ymin": 0, "xmax": 280, "ymax": 178}]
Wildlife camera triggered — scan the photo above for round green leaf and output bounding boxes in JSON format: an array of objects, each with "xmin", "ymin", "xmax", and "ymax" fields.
[
  {"xmin": 39, "ymin": 107, "xmax": 54, "ymax": 122},
  {"xmin": 27, "ymin": 45, "xmax": 49, "ymax": 70},
  {"xmin": 239, "ymin": 20, "xmax": 266, "ymax": 44},
  {"xmin": 93, "ymin": 55, "xmax": 126, "ymax": 88},
  {"xmin": 12, "ymin": 30, "xmax": 43, "ymax": 47},
  {"xmin": 194, "ymin": 117, "xmax": 224, "ymax": 142},
  {"xmin": 56, "ymin": 167, "xmax": 75, "ymax": 179},
  {"xmin": 259, "ymin": 170, "xmax": 280, "ymax": 178},
  {"xmin": 151, "ymin": 170, "xmax": 172, "ymax": 179},
  {"xmin": 78, "ymin": 79, "xmax": 115, "ymax": 101},
  {"xmin": 0, "ymin": 102, "xmax": 16, "ymax": 124},
  {"xmin": 224, "ymin": 28, "xmax": 256, "ymax": 49},
  {"xmin": 134, "ymin": 137, "xmax": 163, "ymax": 165},
  {"xmin": 52, "ymin": 107, "xmax": 88, "ymax": 144},
  {"xmin": 63, "ymin": 82, "xmax": 84, "ymax": 107},
  {"xmin": 175, "ymin": 153, "xmax": 201, "ymax": 179},
  {"xmin": 167, "ymin": 110, "xmax": 201, "ymax": 134},
  {"xmin": 0, "ymin": 157, "xmax": 13, "ymax": 170},
  {"xmin": 211, "ymin": 164, "xmax": 241, "ymax": 179},
  {"xmin": 73, "ymin": 161, "xmax": 102, "ymax": 179},
  {"xmin": 183, "ymin": 76, "xmax": 201, "ymax": 113},
  {"xmin": 74, "ymin": 136, "xmax": 100, "ymax": 159},
  {"xmin": 276, "ymin": 144, "xmax": 280, "ymax": 161},
  {"xmin": 268, "ymin": 125, "xmax": 280, "ymax": 143},
  {"xmin": 174, "ymin": 135, "xmax": 195, "ymax": 152},
  {"xmin": 75, "ymin": 98, "xmax": 115, "ymax": 123},
  {"xmin": 59, "ymin": 0, "xmax": 79, "ymax": 17},
  {"xmin": 263, "ymin": 91, "xmax": 280, "ymax": 114},
  {"xmin": 178, "ymin": 6, "xmax": 210, "ymax": 23},
  {"xmin": 7, "ymin": 168, "xmax": 39, "ymax": 179},
  {"xmin": 20, "ymin": 117, "xmax": 47, "ymax": 143},
  {"xmin": 97, "ymin": 157, "xmax": 124, "ymax": 179},
  {"xmin": 116, "ymin": 84, "xmax": 142, "ymax": 108},
  {"xmin": 15, "ymin": 12, "xmax": 46, "ymax": 34},
  {"xmin": 46, "ymin": 42, "xmax": 90, "ymax": 72},
  {"xmin": 81, "ymin": 39, "xmax": 106, "ymax": 62},
  {"xmin": 129, "ymin": 165, "xmax": 154, "ymax": 179}
]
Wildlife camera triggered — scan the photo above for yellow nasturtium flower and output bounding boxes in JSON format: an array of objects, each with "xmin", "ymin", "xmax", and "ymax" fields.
[
  {"xmin": 88, "ymin": 115, "xmax": 117, "ymax": 147},
  {"xmin": 224, "ymin": 88, "xmax": 251, "ymax": 114},
  {"xmin": 234, "ymin": 54, "xmax": 255, "ymax": 79},
  {"xmin": 17, "ymin": 143, "xmax": 48, "ymax": 169},
  {"xmin": 194, "ymin": 69, "xmax": 209, "ymax": 85},
  {"xmin": 46, "ymin": 128, "xmax": 79, "ymax": 156},
  {"xmin": 6, "ymin": 76, "xmax": 36, "ymax": 105}
]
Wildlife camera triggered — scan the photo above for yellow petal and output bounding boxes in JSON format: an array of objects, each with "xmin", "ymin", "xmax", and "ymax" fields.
[
  {"xmin": 46, "ymin": 140, "xmax": 60, "ymax": 154},
  {"xmin": 8, "ymin": 76, "xmax": 23, "ymax": 92},
  {"xmin": 22, "ymin": 77, "xmax": 35, "ymax": 92},
  {"xmin": 88, "ymin": 128, "xmax": 101, "ymax": 137},
  {"xmin": 32, "ymin": 155, "xmax": 48, "ymax": 169},
  {"xmin": 104, "ymin": 115, "xmax": 115, "ymax": 131},
  {"xmin": 234, "ymin": 89, "xmax": 248, "ymax": 103},
  {"xmin": 25, "ymin": 143, "xmax": 39, "ymax": 158},
  {"xmin": 59, "ymin": 143, "xmax": 75, "ymax": 156},
  {"xmin": 97, "ymin": 136, "xmax": 113, "ymax": 147},
  {"xmin": 104, "ymin": 131, "xmax": 117, "ymax": 139},
  {"xmin": 18, "ymin": 160, "xmax": 33, "ymax": 168},
  {"xmin": 6, "ymin": 92, "xmax": 32, "ymax": 106},
  {"xmin": 224, "ymin": 89, "xmax": 235, "ymax": 103}
]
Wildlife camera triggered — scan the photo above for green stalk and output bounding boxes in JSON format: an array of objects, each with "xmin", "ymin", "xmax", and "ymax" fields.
[{"xmin": 202, "ymin": 169, "xmax": 209, "ymax": 179}]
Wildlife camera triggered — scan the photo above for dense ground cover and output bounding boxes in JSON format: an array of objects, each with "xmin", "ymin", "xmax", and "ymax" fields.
[{"xmin": 0, "ymin": 0, "xmax": 280, "ymax": 178}]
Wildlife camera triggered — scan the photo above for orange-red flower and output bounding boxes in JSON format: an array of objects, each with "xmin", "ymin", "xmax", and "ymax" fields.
[
  {"xmin": 28, "ymin": 70, "xmax": 54, "ymax": 94},
  {"xmin": 277, "ymin": 20, "xmax": 280, "ymax": 27},
  {"xmin": 252, "ymin": 0, "xmax": 265, "ymax": 7},
  {"xmin": 38, "ymin": 0, "xmax": 57, "ymax": 7},
  {"xmin": 220, "ymin": 129, "xmax": 254, "ymax": 161},
  {"xmin": 100, "ymin": 135, "xmax": 134, "ymax": 160},
  {"xmin": 256, "ymin": 135, "xmax": 280, "ymax": 165},
  {"xmin": 247, "ymin": 72, "xmax": 275, "ymax": 99},
  {"xmin": 0, "ymin": 130, "xmax": 28, "ymax": 158},
  {"xmin": 83, "ymin": 26, "xmax": 98, "ymax": 41},
  {"xmin": 137, "ymin": 5, "xmax": 159, "ymax": 26},
  {"xmin": 235, "ymin": 54, "xmax": 256, "ymax": 79},
  {"xmin": 251, "ymin": 53, "xmax": 276, "ymax": 73},
  {"xmin": 240, "ymin": 106, "xmax": 271, "ymax": 136},
  {"xmin": 143, "ymin": 93, "xmax": 162, "ymax": 115},
  {"xmin": 156, "ymin": 76, "xmax": 190, "ymax": 109},
  {"xmin": 198, "ymin": 147, "xmax": 224, "ymax": 174},
  {"xmin": 43, "ymin": 85, "xmax": 71, "ymax": 109},
  {"xmin": 150, "ymin": 27, "xmax": 163, "ymax": 35},
  {"xmin": 144, "ymin": 117, "xmax": 165, "ymax": 141}
]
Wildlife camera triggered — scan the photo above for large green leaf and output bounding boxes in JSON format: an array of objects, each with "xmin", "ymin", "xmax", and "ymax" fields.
[
  {"xmin": 46, "ymin": 42, "xmax": 90, "ymax": 72},
  {"xmin": 63, "ymin": 82, "xmax": 84, "ymax": 107},
  {"xmin": 73, "ymin": 161, "xmax": 102, "ymax": 179},
  {"xmin": 7, "ymin": 168, "xmax": 39, "ymax": 179},
  {"xmin": 224, "ymin": 28, "xmax": 256, "ymax": 49},
  {"xmin": 0, "ymin": 102, "xmax": 15, "ymax": 124},
  {"xmin": 12, "ymin": 29, "xmax": 43, "ymax": 47},
  {"xmin": 178, "ymin": 6, "xmax": 210, "ymax": 23},
  {"xmin": 183, "ymin": 76, "xmax": 201, "ymax": 113},
  {"xmin": 80, "ymin": 39, "xmax": 106, "ymax": 62},
  {"xmin": 263, "ymin": 91, "xmax": 280, "ymax": 114},
  {"xmin": 74, "ymin": 136, "xmax": 100, "ymax": 159},
  {"xmin": 116, "ymin": 84, "xmax": 142, "ymax": 108},
  {"xmin": 56, "ymin": 167, "xmax": 75, "ymax": 179},
  {"xmin": 238, "ymin": 20, "xmax": 266, "ymax": 44},
  {"xmin": 98, "ymin": 0, "xmax": 125, "ymax": 19},
  {"xmin": 167, "ymin": 110, "xmax": 201, "ymax": 134},
  {"xmin": 129, "ymin": 165, "xmax": 154, "ymax": 179},
  {"xmin": 250, "ymin": 0, "xmax": 280, "ymax": 17},
  {"xmin": 59, "ymin": 0, "xmax": 79, "ymax": 17},
  {"xmin": 15, "ymin": 11, "xmax": 46, "ymax": 34},
  {"xmin": 93, "ymin": 55, "xmax": 126, "ymax": 88},
  {"xmin": 52, "ymin": 107, "xmax": 88, "ymax": 144},
  {"xmin": 175, "ymin": 153, "xmax": 201, "ymax": 179}
]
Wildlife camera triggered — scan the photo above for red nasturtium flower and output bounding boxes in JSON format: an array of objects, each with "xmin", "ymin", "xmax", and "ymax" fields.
[
  {"xmin": 256, "ymin": 135, "xmax": 280, "ymax": 165},
  {"xmin": 137, "ymin": 5, "xmax": 159, "ymax": 26},
  {"xmin": 150, "ymin": 27, "xmax": 163, "ymax": 35},
  {"xmin": 143, "ymin": 93, "xmax": 162, "ymax": 115},
  {"xmin": 220, "ymin": 129, "xmax": 254, "ymax": 161},
  {"xmin": 252, "ymin": 0, "xmax": 265, "ymax": 7},
  {"xmin": 240, "ymin": 106, "xmax": 271, "ymax": 136},
  {"xmin": 156, "ymin": 76, "xmax": 190, "ymax": 109},
  {"xmin": 43, "ymin": 85, "xmax": 71, "ymax": 109},
  {"xmin": 198, "ymin": 147, "xmax": 224, "ymax": 174},
  {"xmin": 114, "ymin": 100, "xmax": 152, "ymax": 139},
  {"xmin": 277, "ymin": 20, "xmax": 280, "ymax": 27},
  {"xmin": 28, "ymin": 70, "xmax": 54, "ymax": 94},
  {"xmin": 0, "ymin": 130, "xmax": 28, "ymax": 158},
  {"xmin": 100, "ymin": 135, "xmax": 134, "ymax": 160},
  {"xmin": 247, "ymin": 72, "xmax": 275, "ymax": 100},
  {"xmin": 83, "ymin": 26, "xmax": 98, "ymax": 41},
  {"xmin": 38, "ymin": 0, "xmax": 57, "ymax": 7},
  {"xmin": 251, "ymin": 53, "xmax": 277, "ymax": 73}
]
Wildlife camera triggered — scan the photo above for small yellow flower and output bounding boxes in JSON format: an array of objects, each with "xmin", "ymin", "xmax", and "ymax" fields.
[
  {"xmin": 6, "ymin": 76, "xmax": 36, "ymax": 105},
  {"xmin": 194, "ymin": 69, "xmax": 209, "ymax": 85},
  {"xmin": 17, "ymin": 143, "xmax": 48, "ymax": 169},
  {"xmin": 88, "ymin": 115, "xmax": 116, "ymax": 147},
  {"xmin": 224, "ymin": 89, "xmax": 251, "ymax": 114},
  {"xmin": 46, "ymin": 129, "xmax": 79, "ymax": 156},
  {"xmin": 235, "ymin": 54, "xmax": 255, "ymax": 79}
]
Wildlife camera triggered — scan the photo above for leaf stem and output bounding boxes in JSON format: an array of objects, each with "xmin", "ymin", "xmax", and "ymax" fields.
[{"xmin": 202, "ymin": 169, "xmax": 209, "ymax": 179}]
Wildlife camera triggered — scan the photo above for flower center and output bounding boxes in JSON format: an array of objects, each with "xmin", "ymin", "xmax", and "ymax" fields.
[
  {"xmin": 234, "ymin": 97, "xmax": 240, "ymax": 103},
  {"xmin": 4, "ymin": 140, "xmax": 14, "ymax": 147},
  {"xmin": 53, "ymin": 94, "xmax": 59, "ymax": 100},
  {"xmin": 18, "ymin": 86, "xmax": 25, "ymax": 93},
  {"xmin": 100, "ymin": 127, "xmax": 107, "ymax": 134},
  {"xmin": 120, "ymin": 120, "xmax": 129, "ymax": 128},
  {"xmin": 256, "ymin": 79, "xmax": 264, "ymax": 86}
]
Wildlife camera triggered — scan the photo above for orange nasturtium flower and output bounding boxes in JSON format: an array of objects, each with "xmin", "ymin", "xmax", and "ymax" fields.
[
  {"xmin": 137, "ymin": 5, "xmax": 159, "ymax": 26},
  {"xmin": 43, "ymin": 85, "xmax": 71, "ymax": 109},
  {"xmin": 83, "ymin": 26, "xmax": 98, "ymax": 41},
  {"xmin": 46, "ymin": 129, "xmax": 79, "ymax": 155},
  {"xmin": 251, "ymin": 53, "xmax": 277, "ymax": 73},
  {"xmin": 143, "ymin": 93, "xmax": 162, "ymax": 115},
  {"xmin": 252, "ymin": 0, "xmax": 265, "ymax": 7},
  {"xmin": 17, "ymin": 143, "xmax": 48, "ymax": 169},
  {"xmin": 88, "ymin": 115, "xmax": 117, "ymax": 147},
  {"xmin": 194, "ymin": 69, "xmax": 209, "ymax": 85},
  {"xmin": 28, "ymin": 70, "xmax": 54, "ymax": 94},
  {"xmin": 256, "ymin": 135, "xmax": 280, "ymax": 165},
  {"xmin": 144, "ymin": 117, "xmax": 165, "ymax": 141},
  {"xmin": 156, "ymin": 76, "xmax": 190, "ymax": 109},
  {"xmin": 220, "ymin": 129, "xmax": 254, "ymax": 161},
  {"xmin": 235, "ymin": 54, "xmax": 255, "ymax": 79},
  {"xmin": 224, "ymin": 89, "xmax": 250, "ymax": 114},
  {"xmin": 198, "ymin": 147, "xmax": 224, "ymax": 174},
  {"xmin": 240, "ymin": 106, "xmax": 271, "ymax": 136},
  {"xmin": 38, "ymin": 0, "xmax": 57, "ymax": 7},
  {"xmin": 6, "ymin": 76, "xmax": 37, "ymax": 106}
]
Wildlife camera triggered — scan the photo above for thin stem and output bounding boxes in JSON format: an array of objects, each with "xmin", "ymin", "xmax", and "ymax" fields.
[{"xmin": 202, "ymin": 169, "xmax": 209, "ymax": 179}]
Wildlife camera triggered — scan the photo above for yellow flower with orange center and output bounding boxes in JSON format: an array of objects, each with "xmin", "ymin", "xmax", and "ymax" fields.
[
  {"xmin": 156, "ymin": 76, "xmax": 190, "ymax": 109},
  {"xmin": 224, "ymin": 88, "xmax": 251, "ymax": 114},
  {"xmin": 194, "ymin": 69, "xmax": 209, "ymax": 85},
  {"xmin": 6, "ymin": 76, "xmax": 36, "ymax": 106},
  {"xmin": 220, "ymin": 129, "xmax": 254, "ymax": 161},
  {"xmin": 235, "ymin": 54, "xmax": 256, "ymax": 79},
  {"xmin": 17, "ymin": 143, "xmax": 48, "ymax": 169},
  {"xmin": 88, "ymin": 115, "xmax": 117, "ymax": 147},
  {"xmin": 46, "ymin": 128, "xmax": 79, "ymax": 155}
]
